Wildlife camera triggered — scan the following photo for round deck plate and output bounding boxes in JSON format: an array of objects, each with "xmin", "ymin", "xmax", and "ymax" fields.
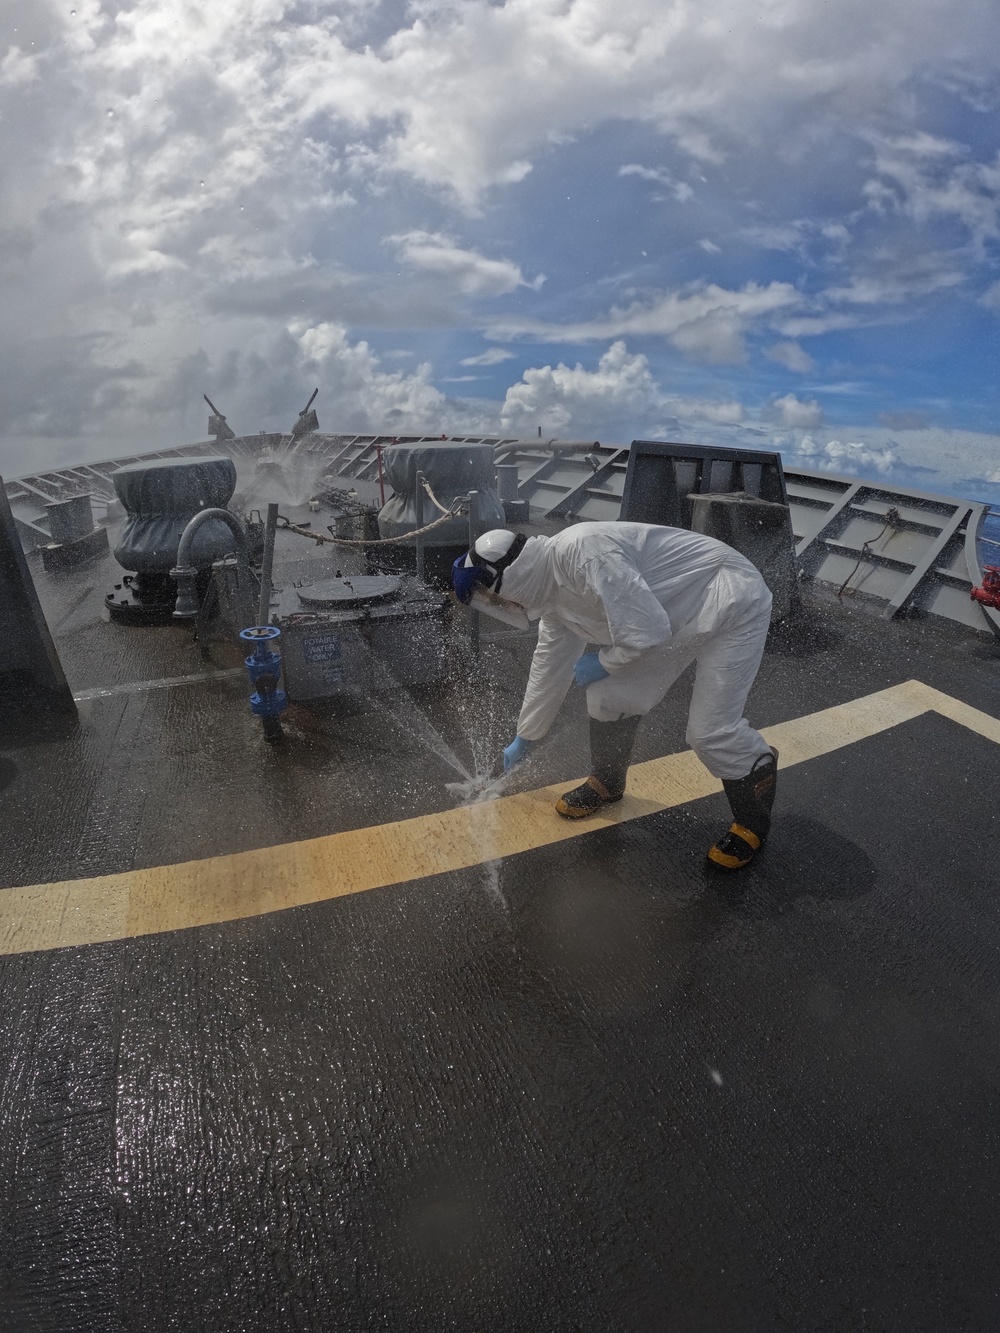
[{"xmin": 296, "ymin": 575, "xmax": 402, "ymax": 608}]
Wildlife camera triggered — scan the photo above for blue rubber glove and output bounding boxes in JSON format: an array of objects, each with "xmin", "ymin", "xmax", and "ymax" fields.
[
  {"xmin": 573, "ymin": 652, "xmax": 610, "ymax": 687},
  {"xmin": 503, "ymin": 736, "xmax": 534, "ymax": 771}
]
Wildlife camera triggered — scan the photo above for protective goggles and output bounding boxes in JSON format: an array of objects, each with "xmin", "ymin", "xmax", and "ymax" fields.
[
  {"xmin": 451, "ymin": 555, "xmax": 492, "ymax": 604},
  {"xmin": 451, "ymin": 534, "xmax": 527, "ymax": 604}
]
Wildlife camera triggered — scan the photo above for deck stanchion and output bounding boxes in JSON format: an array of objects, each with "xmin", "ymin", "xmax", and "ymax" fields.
[
  {"xmin": 468, "ymin": 489, "xmax": 480, "ymax": 656},
  {"xmin": 415, "ymin": 471, "xmax": 426, "ymax": 582},
  {"xmin": 257, "ymin": 502, "xmax": 279, "ymax": 625}
]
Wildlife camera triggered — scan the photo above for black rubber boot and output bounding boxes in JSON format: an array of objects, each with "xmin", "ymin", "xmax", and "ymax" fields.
[
  {"xmin": 556, "ymin": 715, "xmax": 642, "ymax": 819},
  {"xmin": 707, "ymin": 747, "xmax": 779, "ymax": 871}
]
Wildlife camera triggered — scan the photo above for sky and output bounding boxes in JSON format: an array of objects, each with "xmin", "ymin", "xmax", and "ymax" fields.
[{"xmin": 1, "ymin": 0, "xmax": 999, "ymax": 501}]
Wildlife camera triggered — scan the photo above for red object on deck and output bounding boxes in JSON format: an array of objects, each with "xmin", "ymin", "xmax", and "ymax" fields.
[{"xmin": 970, "ymin": 565, "xmax": 1000, "ymax": 609}]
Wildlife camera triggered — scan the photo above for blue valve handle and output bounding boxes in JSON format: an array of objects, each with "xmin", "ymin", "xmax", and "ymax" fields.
[{"xmin": 240, "ymin": 626, "xmax": 288, "ymax": 720}]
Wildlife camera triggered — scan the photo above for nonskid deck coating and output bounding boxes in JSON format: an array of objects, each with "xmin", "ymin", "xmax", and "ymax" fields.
[
  {"xmin": 2, "ymin": 568, "xmax": 1000, "ymax": 1330},
  {"xmin": 2, "ymin": 679, "xmax": 999, "ymax": 956}
]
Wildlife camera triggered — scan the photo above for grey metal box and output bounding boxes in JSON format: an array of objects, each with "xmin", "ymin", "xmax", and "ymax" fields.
[
  {"xmin": 688, "ymin": 493, "xmax": 799, "ymax": 619},
  {"xmin": 272, "ymin": 580, "xmax": 447, "ymax": 701}
]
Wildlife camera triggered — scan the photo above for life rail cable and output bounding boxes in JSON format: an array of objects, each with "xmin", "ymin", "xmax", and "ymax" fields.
[{"xmin": 836, "ymin": 507, "xmax": 901, "ymax": 598}]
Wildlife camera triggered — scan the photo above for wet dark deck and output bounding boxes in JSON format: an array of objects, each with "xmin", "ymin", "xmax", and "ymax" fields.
[{"xmin": 2, "ymin": 534, "xmax": 1000, "ymax": 1330}]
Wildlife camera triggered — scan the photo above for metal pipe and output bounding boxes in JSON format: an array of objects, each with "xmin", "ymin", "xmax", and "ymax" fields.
[
  {"xmin": 414, "ymin": 470, "xmax": 426, "ymax": 582},
  {"xmin": 257, "ymin": 502, "xmax": 279, "ymax": 624},
  {"xmin": 468, "ymin": 489, "xmax": 480, "ymax": 656},
  {"xmin": 494, "ymin": 439, "xmax": 605, "ymax": 458},
  {"xmin": 171, "ymin": 507, "xmax": 252, "ymax": 620}
]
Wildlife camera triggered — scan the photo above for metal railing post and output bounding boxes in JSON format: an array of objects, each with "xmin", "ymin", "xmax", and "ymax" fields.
[
  {"xmin": 257, "ymin": 502, "xmax": 279, "ymax": 624},
  {"xmin": 467, "ymin": 489, "xmax": 480, "ymax": 656},
  {"xmin": 415, "ymin": 470, "xmax": 426, "ymax": 582}
]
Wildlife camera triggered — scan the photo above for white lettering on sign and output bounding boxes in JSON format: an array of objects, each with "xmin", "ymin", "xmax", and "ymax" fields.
[{"xmin": 303, "ymin": 634, "xmax": 342, "ymax": 664}]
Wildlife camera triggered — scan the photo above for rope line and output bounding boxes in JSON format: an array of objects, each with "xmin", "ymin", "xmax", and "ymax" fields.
[
  {"xmin": 278, "ymin": 480, "xmax": 465, "ymax": 548},
  {"xmin": 836, "ymin": 508, "xmax": 900, "ymax": 598}
]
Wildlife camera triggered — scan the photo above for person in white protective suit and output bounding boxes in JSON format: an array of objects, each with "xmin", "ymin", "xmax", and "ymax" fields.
[{"xmin": 451, "ymin": 522, "xmax": 778, "ymax": 871}]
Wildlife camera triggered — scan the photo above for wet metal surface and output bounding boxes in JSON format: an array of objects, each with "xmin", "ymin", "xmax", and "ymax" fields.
[
  {"xmin": 295, "ymin": 574, "xmax": 402, "ymax": 607},
  {"xmin": 1, "ymin": 545, "xmax": 1000, "ymax": 1328}
]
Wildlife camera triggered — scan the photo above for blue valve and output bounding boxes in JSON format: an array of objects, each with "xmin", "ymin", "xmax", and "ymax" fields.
[{"xmin": 239, "ymin": 625, "xmax": 288, "ymax": 741}]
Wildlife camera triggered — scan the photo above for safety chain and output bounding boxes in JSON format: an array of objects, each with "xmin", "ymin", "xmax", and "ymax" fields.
[{"xmin": 277, "ymin": 479, "xmax": 466, "ymax": 548}]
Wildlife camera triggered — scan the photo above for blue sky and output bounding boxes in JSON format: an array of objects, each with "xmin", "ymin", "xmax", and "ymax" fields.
[{"xmin": 1, "ymin": 0, "xmax": 999, "ymax": 501}]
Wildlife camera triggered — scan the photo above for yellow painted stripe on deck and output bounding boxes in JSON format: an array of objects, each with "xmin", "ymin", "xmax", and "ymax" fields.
[{"xmin": 1, "ymin": 679, "xmax": 997, "ymax": 957}]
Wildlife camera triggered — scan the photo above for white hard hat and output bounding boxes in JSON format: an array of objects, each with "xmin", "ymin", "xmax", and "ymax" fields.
[
  {"xmin": 463, "ymin": 529, "xmax": 519, "ymax": 569},
  {"xmin": 452, "ymin": 528, "xmax": 527, "ymax": 603}
]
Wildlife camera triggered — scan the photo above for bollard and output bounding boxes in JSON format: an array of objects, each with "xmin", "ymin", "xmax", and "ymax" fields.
[
  {"xmin": 496, "ymin": 463, "xmax": 520, "ymax": 502},
  {"xmin": 239, "ymin": 625, "xmax": 288, "ymax": 742}
]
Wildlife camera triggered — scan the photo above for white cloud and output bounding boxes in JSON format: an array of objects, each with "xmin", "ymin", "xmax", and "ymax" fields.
[
  {"xmin": 619, "ymin": 164, "xmax": 693, "ymax": 202},
  {"xmin": 773, "ymin": 393, "xmax": 824, "ymax": 428},
  {"xmin": 742, "ymin": 218, "xmax": 852, "ymax": 262},
  {"xmin": 1, "ymin": 0, "xmax": 999, "ymax": 479},
  {"xmin": 766, "ymin": 340, "xmax": 816, "ymax": 373},
  {"xmin": 461, "ymin": 347, "xmax": 515, "ymax": 366},
  {"xmin": 769, "ymin": 248, "xmax": 968, "ymax": 340},
  {"xmin": 390, "ymin": 231, "xmax": 543, "ymax": 296},
  {"xmin": 823, "ymin": 253, "xmax": 966, "ymax": 305},
  {"xmin": 500, "ymin": 342, "xmax": 663, "ymax": 438},
  {"xmin": 0, "ymin": 317, "xmax": 499, "ymax": 473},
  {"xmin": 291, "ymin": 0, "xmax": 1000, "ymax": 205},
  {"xmin": 863, "ymin": 133, "xmax": 1000, "ymax": 244},
  {"xmin": 821, "ymin": 223, "xmax": 851, "ymax": 245},
  {"xmin": 33, "ymin": 0, "xmax": 983, "ymax": 216},
  {"xmin": 292, "ymin": 321, "xmax": 450, "ymax": 429},
  {"xmin": 776, "ymin": 310, "xmax": 893, "ymax": 338},
  {"xmin": 792, "ymin": 436, "xmax": 896, "ymax": 475},
  {"xmin": 743, "ymin": 222, "xmax": 811, "ymax": 253},
  {"xmin": 980, "ymin": 281, "xmax": 1000, "ymax": 311},
  {"xmin": 491, "ymin": 281, "xmax": 801, "ymax": 364},
  {"xmin": 678, "ymin": 398, "xmax": 745, "ymax": 425},
  {"xmin": 499, "ymin": 340, "xmax": 744, "ymax": 440},
  {"xmin": 0, "ymin": 45, "xmax": 40, "ymax": 87},
  {"xmin": 877, "ymin": 410, "xmax": 931, "ymax": 430}
]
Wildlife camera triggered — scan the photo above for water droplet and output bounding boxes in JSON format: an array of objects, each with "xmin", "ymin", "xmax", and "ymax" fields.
[
  {"xmin": 106, "ymin": 108, "xmax": 114, "ymax": 117},
  {"xmin": 239, "ymin": 205, "xmax": 244, "ymax": 211},
  {"xmin": 70, "ymin": 8, "xmax": 76, "ymax": 14},
  {"xmin": 199, "ymin": 180, "xmax": 205, "ymax": 188}
]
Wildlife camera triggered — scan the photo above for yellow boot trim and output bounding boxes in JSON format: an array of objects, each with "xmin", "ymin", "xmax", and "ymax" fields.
[
  {"xmin": 729, "ymin": 823, "xmax": 761, "ymax": 851},
  {"xmin": 707, "ymin": 847, "xmax": 747, "ymax": 869},
  {"xmin": 707, "ymin": 823, "xmax": 761, "ymax": 869}
]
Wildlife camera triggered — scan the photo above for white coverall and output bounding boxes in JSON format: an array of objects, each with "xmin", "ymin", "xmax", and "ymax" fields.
[{"xmin": 500, "ymin": 522, "xmax": 773, "ymax": 781}]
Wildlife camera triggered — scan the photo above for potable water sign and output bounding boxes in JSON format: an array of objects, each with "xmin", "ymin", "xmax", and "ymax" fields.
[{"xmin": 239, "ymin": 625, "xmax": 288, "ymax": 743}]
